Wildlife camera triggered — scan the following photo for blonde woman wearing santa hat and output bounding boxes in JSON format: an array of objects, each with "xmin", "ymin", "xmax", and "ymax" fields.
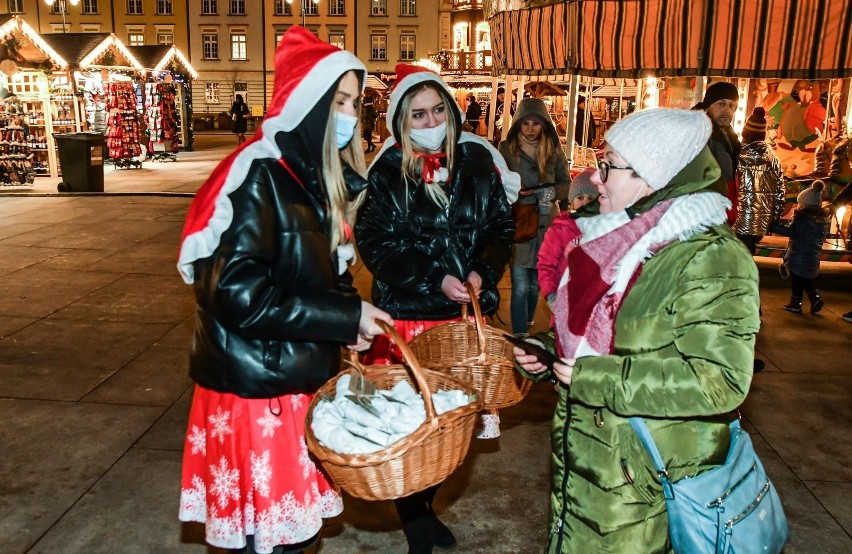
[
  {"xmin": 515, "ymin": 109, "xmax": 771, "ymax": 552},
  {"xmin": 176, "ymin": 27, "xmax": 392, "ymax": 554},
  {"xmin": 354, "ymin": 64, "xmax": 518, "ymax": 553}
]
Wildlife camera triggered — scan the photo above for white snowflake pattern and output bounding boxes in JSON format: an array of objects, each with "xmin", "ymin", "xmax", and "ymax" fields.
[
  {"xmin": 208, "ymin": 406, "xmax": 233, "ymax": 444},
  {"xmin": 209, "ymin": 456, "xmax": 241, "ymax": 510},
  {"xmin": 298, "ymin": 439, "xmax": 313, "ymax": 479},
  {"xmin": 178, "ymin": 474, "xmax": 208, "ymax": 522},
  {"xmin": 410, "ymin": 323, "xmax": 426, "ymax": 338},
  {"xmin": 187, "ymin": 424, "xmax": 206, "ymax": 456},
  {"xmin": 251, "ymin": 449, "xmax": 272, "ymax": 498},
  {"xmin": 290, "ymin": 394, "xmax": 305, "ymax": 410},
  {"xmin": 256, "ymin": 408, "xmax": 283, "ymax": 438}
]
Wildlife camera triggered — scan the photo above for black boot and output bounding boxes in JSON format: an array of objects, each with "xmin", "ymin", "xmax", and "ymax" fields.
[
  {"xmin": 783, "ymin": 296, "xmax": 803, "ymax": 313},
  {"xmin": 401, "ymin": 516, "xmax": 434, "ymax": 554},
  {"xmin": 808, "ymin": 292, "xmax": 825, "ymax": 314},
  {"xmin": 428, "ymin": 513, "xmax": 456, "ymax": 549}
]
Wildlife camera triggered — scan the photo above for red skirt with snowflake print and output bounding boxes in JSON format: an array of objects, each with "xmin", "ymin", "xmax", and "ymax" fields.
[{"xmin": 179, "ymin": 385, "xmax": 343, "ymax": 553}]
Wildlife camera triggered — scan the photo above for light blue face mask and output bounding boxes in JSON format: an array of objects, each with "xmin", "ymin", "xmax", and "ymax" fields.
[{"xmin": 336, "ymin": 112, "xmax": 358, "ymax": 149}]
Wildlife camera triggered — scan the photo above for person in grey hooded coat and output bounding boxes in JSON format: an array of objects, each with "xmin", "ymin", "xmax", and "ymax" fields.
[{"xmin": 498, "ymin": 98, "xmax": 569, "ymax": 334}]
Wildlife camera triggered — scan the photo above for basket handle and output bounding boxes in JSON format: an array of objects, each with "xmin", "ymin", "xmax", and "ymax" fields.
[
  {"xmin": 375, "ymin": 319, "xmax": 438, "ymax": 422},
  {"xmin": 461, "ymin": 282, "xmax": 487, "ymax": 358}
]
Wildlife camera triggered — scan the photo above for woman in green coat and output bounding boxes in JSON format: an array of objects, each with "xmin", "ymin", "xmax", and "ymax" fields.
[{"xmin": 516, "ymin": 108, "xmax": 761, "ymax": 553}]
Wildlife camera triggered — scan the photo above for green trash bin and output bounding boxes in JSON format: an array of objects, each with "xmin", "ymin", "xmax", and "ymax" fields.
[{"xmin": 54, "ymin": 133, "xmax": 105, "ymax": 192}]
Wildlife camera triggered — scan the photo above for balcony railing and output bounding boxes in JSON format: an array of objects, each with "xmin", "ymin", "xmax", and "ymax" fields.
[
  {"xmin": 452, "ymin": 0, "xmax": 483, "ymax": 10},
  {"xmin": 431, "ymin": 50, "xmax": 492, "ymax": 74}
]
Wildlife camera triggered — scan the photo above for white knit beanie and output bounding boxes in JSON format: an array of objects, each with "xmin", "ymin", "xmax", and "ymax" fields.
[{"xmin": 604, "ymin": 108, "xmax": 712, "ymax": 190}]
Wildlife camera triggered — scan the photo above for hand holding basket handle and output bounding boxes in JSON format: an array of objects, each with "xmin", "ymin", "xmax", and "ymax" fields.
[{"xmin": 348, "ymin": 301, "xmax": 393, "ymax": 352}]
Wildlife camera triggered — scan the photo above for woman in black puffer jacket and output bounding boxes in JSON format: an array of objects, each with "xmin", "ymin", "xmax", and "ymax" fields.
[{"xmin": 354, "ymin": 63, "xmax": 517, "ymax": 554}]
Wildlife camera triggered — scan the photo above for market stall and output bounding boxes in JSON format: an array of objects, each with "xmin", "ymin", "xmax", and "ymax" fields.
[
  {"xmin": 0, "ymin": 15, "xmax": 78, "ymax": 183},
  {"xmin": 129, "ymin": 45, "xmax": 198, "ymax": 153},
  {"xmin": 487, "ymin": 0, "xmax": 852, "ymax": 255},
  {"xmin": 42, "ymin": 33, "xmax": 146, "ymax": 169}
]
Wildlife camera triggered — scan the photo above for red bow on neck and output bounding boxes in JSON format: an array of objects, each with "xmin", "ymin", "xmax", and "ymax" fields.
[{"xmin": 412, "ymin": 151, "xmax": 447, "ymax": 184}]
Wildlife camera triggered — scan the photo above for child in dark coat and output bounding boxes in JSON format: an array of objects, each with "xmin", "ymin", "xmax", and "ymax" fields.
[{"xmin": 770, "ymin": 180, "xmax": 829, "ymax": 313}]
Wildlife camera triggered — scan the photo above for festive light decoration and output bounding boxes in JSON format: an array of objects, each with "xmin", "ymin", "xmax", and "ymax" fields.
[
  {"xmin": 732, "ymin": 78, "xmax": 749, "ymax": 136},
  {"xmin": 153, "ymin": 46, "xmax": 199, "ymax": 81},
  {"xmin": 414, "ymin": 58, "xmax": 441, "ymax": 74},
  {"xmin": 80, "ymin": 35, "xmax": 144, "ymax": 71},
  {"xmin": 0, "ymin": 17, "xmax": 68, "ymax": 69}
]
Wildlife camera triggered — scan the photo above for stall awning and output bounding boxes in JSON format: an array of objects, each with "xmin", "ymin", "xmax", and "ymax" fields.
[
  {"xmin": 0, "ymin": 15, "xmax": 68, "ymax": 70},
  {"xmin": 128, "ymin": 45, "xmax": 198, "ymax": 80},
  {"xmin": 41, "ymin": 33, "xmax": 144, "ymax": 71},
  {"xmin": 489, "ymin": 0, "xmax": 852, "ymax": 79}
]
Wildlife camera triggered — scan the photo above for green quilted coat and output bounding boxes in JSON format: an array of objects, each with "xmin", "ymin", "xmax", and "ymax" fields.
[{"xmin": 525, "ymin": 151, "xmax": 761, "ymax": 553}]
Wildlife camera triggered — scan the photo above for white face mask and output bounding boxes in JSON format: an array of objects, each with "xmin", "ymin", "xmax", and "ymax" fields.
[
  {"xmin": 410, "ymin": 122, "xmax": 447, "ymax": 152},
  {"xmin": 335, "ymin": 112, "xmax": 358, "ymax": 149}
]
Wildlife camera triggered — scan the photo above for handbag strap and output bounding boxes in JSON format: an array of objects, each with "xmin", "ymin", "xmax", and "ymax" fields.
[{"xmin": 629, "ymin": 418, "xmax": 675, "ymax": 500}]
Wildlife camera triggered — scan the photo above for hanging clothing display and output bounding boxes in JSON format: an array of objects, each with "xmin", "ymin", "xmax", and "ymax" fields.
[
  {"xmin": 104, "ymin": 81, "xmax": 143, "ymax": 164},
  {"xmin": 145, "ymin": 82, "xmax": 181, "ymax": 159}
]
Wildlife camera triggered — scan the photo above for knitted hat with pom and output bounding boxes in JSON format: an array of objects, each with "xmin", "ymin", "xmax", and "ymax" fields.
[
  {"xmin": 797, "ymin": 180, "xmax": 825, "ymax": 208},
  {"xmin": 741, "ymin": 107, "xmax": 767, "ymax": 144},
  {"xmin": 603, "ymin": 108, "xmax": 712, "ymax": 190},
  {"xmin": 568, "ymin": 167, "xmax": 599, "ymax": 202}
]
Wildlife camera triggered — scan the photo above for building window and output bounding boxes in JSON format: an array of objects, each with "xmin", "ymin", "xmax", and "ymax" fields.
[
  {"xmin": 370, "ymin": 34, "xmax": 386, "ymax": 60},
  {"xmin": 202, "ymin": 0, "xmax": 217, "ymax": 15},
  {"xmin": 400, "ymin": 0, "xmax": 415, "ymax": 16},
  {"xmin": 453, "ymin": 22, "xmax": 469, "ymax": 50},
  {"xmin": 302, "ymin": 0, "xmax": 318, "ymax": 16},
  {"xmin": 7, "ymin": 0, "xmax": 23, "ymax": 13},
  {"xmin": 273, "ymin": 0, "xmax": 290, "ymax": 15},
  {"xmin": 127, "ymin": 0, "xmax": 142, "ymax": 14},
  {"xmin": 156, "ymin": 0, "xmax": 172, "ymax": 15},
  {"xmin": 49, "ymin": 0, "xmax": 68, "ymax": 14},
  {"xmin": 329, "ymin": 33, "xmax": 344, "ymax": 49},
  {"xmin": 371, "ymin": 0, "xmax": 386, "ymax": 16},
  {"xmin": 231, "ymin": 33, "xmax": 247, "ymax": 60},
  {"xmin": 129, "ymin": 33, "xmax": 144, "ymax": 46},
  {"xmin": 205, "ymin": 83, "xmax": 220, "ymax": 104},
  {"xmin": 81, "ymin": 24, "xmax": 102, "ymax": 32},
  {"xmin": 400, "ymin": 34, "xmax": 415, "ymax": 60},
  {"xmin": 202, "ymin": 33, "xmax": 219, "ymax": 59},
  {"xmin": 157, "ymin": 33, "xmax": 174, "ymax": 45},
  {"xmin": 329, "ymin": 0, "xmax": 344, "ymax": 15},
  {"xmin": 82, "ymin": 0, "xmax": 98, "ymax": 14},
  {"xmin": 274, "ymin": 31, "xmax": 285, "ymax": 46},
  {"xmin": 230, "ymin": 0, "xmax": 245, "ymax": 15}
]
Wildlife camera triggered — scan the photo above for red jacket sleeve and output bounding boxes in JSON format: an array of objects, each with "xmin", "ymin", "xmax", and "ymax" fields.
[{"xmin": 537, "ymin": 215, "xmax": 581, "ymax": 298}]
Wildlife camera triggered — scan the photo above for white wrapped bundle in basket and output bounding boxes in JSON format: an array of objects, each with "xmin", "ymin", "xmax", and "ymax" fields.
[{"xmin": 311, "ymin": 373, "xmax": 474, "ymax": 455}]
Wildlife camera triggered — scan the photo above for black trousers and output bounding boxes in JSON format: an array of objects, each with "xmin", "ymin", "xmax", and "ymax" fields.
[
  {"xmin": 394, "ymin": 485, "xmax": 439, "ymax": 524},
  {"xmin": 791, "ymin": 272, "xmax": 818, "ymax": 299}
]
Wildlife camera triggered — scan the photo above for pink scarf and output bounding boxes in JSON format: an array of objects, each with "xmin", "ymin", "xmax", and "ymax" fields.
[{"xmin": 553, "ymin": 200, "xmax": 674, "ymax": 359}]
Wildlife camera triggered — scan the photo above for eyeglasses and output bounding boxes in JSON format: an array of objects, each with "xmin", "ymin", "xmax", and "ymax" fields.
[{"xmin": 596, "ymin": 159, "xmax": 634, "ymax": 182}]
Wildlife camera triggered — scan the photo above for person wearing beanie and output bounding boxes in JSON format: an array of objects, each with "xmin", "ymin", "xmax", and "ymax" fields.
[
  {"xmin": 354, "ymin": 63, "xmax": 517, "ymax": 554},
  {"xmin": 514, "ymin": 108, "xmax": 768, "ymax": 553},
  {"xmin": 702, "ymin": 81, "xmax": 742, "ymax": 225},
  {"xmin": 498, "ymin": 97, "xmax": 570, "ymax": 334},
  {"xmin": 770, "ymin": 180, "xmax": 828, "ymax": 314},
  {"xmin": 567, "ymin": 166, "xmax": 600, "ymax": 210},
  {"xmin": 177, "ymin": 27, "xmax": 393, "ymax": 554},
  {"xmin": 734, "ymin": 106, "xmax": 785, "ymax": 254}
]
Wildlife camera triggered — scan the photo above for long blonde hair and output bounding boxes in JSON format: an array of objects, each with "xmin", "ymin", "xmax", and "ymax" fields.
[
  {"xmin": 397, "ymin": 83, "xmax": 457, "ymax": 207},
  {"xmin": 322, "ymin": 103, "xmax": 368, "ymax": 252},
  {"xmin": 507, "ymin": 122, "xmax": 556, "ymax": 181}
]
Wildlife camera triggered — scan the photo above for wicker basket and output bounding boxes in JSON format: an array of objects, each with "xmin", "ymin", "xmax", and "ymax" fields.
[
  {"xmin": 304, "ymin": 320, "xmax": 483, "ymax": 501},
  {"xmin": 408, "ymin": 283, "xmax": 532, "ymax": 410}
]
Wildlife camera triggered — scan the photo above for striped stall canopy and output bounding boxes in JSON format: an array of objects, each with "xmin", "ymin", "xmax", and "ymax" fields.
[
  {"xmin": 701, "ymin": 0, "xmax": 852, "ymax": 79},
  {"xmin": 490, "ymin": 0, "xmax": 852, "ymax": 79}
]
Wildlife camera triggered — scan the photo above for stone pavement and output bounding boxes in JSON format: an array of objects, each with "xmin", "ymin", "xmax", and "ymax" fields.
[{"xmin": 0, "ymin": 138, "xmax": 850, "ymax": 553}]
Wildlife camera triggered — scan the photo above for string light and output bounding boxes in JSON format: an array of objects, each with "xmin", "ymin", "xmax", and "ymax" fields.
[
  {"xmin": 0, "ymin": 17, "xmax": 68, "ymax": 69},
  {"xmin": 79, "ymin": 34, "xmax": 144, "ymax": 71},
  {"xmin": 153, "ymin": 46, "xmax": 199, "ymax": 81}
]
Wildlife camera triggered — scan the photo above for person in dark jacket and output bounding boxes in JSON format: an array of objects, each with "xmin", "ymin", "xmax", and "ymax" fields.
[
  {"xmin": 355, "ymin": 63, "xmax": 517, "ymax": 554},
  {"xmin": 361, "ymin": 92, "xmax": 378, "ymax": 152},
  {"xmin": 702, "ymin": 82, "xmax": 742, "ymax": 225},
  {"xmin": 230, "ymin": 93, "xmax": 250, "ymax": 145},
  {"xmin": 176, "ymin": 28, "xmax": 391, "ymax": 554},
  {"xmin": 770, "ymin": 181, "xmax": 828, "ymax": 314},
  {"xmin": 464, "ymin": 93, "xmax": 482, "ymax": 133},
  {"xmin": 574, "ymin": 95, "xmax": 597, "ymax": 147}
]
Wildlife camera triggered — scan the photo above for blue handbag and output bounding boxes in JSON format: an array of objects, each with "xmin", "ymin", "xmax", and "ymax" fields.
[{"xmin": 629, "ymin": 417, "xmax": 790, "ymax": 554}]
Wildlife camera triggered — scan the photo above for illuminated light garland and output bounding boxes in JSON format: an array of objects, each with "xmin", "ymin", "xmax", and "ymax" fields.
[
  {"xmin": 0, "ymin": 17, "xmax": 68, "ymax": 69},
  {"xmin": 153, "ymin": 46, "xmax": 199, "ymax": 81},
  {"xmin": 80, "ymin": 34, "xmax": 144, "ymax": 71}
]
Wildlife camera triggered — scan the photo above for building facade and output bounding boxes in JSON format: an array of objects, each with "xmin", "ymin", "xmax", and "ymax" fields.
[{"xmin": 0, "ymin": 0, "xmax": 445, "ymax": 118}]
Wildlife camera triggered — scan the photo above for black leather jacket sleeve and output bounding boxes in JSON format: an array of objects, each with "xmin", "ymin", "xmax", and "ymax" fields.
[
  {"xmin": 468, "ymin": 165, "xmax": 515, "ymax": 288},
  {"xmin": 193, "ymin": 163, "xmax": 360, "ymax": 344}
]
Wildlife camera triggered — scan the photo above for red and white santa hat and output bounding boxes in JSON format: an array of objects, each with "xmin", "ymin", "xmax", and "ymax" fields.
[
  {"xmin": 177, "ymin": 26, "xmax": 366, "ymax": 283},
  {"xmin": 374, "ymin": 63, "xmax": 520, "ymax": 202}
]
